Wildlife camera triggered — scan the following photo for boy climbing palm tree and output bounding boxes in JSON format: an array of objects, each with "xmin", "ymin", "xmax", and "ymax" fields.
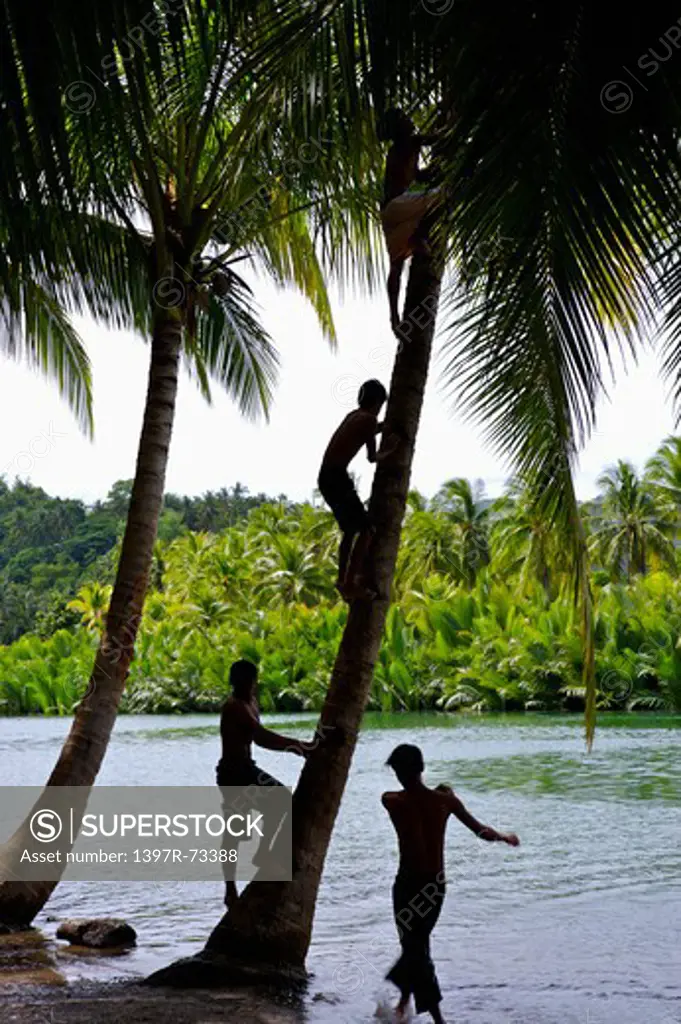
[
  {"xmin": 379, "ymin": 108, "xmax": 442, "ymax": 337},
  {"xmin": 318, "ymin": 379, "xmax": 399, "ymax": 600}
]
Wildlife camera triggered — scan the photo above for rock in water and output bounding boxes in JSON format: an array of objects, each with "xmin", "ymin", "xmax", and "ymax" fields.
[{"xmin": 56, "ymin": 918, "xmax": 136, "ymax": 949}]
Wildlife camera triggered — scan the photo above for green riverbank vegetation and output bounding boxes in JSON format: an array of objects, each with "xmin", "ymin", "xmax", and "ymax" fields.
[{"xmin": 3, "ymin": 441, "xmax": 681, "ymax": 717}]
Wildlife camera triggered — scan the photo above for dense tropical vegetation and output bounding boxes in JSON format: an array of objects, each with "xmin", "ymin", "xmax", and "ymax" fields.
[
  {"xmin": 3, "ymin": 437, "xmax": 681, "ymax": 719},
  {"xmin": 0, "ymin": 478, "xmax": 275, "ymax": 644}
]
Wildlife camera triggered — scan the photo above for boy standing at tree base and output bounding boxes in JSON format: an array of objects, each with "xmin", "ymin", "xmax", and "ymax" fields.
[{"xmin": 216, "ymin": 660, "xmax": 314, "ymax": 909}]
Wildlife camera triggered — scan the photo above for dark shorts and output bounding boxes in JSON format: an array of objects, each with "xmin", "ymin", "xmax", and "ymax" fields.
[
  {"xmin": 215, "ymin": 760, "xmax": 285, "ymax": 882},
  {"xmin": 215, "ymin": 758, "xmax": 283, "ymax": 788},
  {"xmin": 318, "ymin": 464, "xmax": 369, "ymax": 535},
  {"xmin": 386, "ymin": 870, "xmax": 446, "ymax": 1014}
]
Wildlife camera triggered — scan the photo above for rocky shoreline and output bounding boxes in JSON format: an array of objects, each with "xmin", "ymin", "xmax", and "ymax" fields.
[
  {"xmin": 0, "ymin": 918, "xmax": 320, "ymax": 1022},
  {"xmin": 0, "ymin": 979, "xmax": 306, "ymax": 1023}
]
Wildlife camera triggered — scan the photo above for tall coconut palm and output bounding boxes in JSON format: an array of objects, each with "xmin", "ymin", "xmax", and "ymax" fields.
[
  {"xmin": 149, "ymin": 247, "xmax": 445, "ymax": 988},
  {"xmin": 0, "ymin": 3, "xmax": 342, "ymax": 927},
  {"xmin": 591, "ymin": 461, "xmax": 675, "ymax": 581}
]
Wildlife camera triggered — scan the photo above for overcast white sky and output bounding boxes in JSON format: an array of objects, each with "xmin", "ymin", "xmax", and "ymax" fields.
[{"xmin": 0, "ymin": 275, "xmax": 676, "ymax": 507}]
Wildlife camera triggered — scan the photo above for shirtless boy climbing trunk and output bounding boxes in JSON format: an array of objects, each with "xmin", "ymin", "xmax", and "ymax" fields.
[
  {"xmin": 318, "ymin": 379, "xmax": 399, "ymax": 601},
  {"xmin": 379, "ymin": 108, "xmax": 442, "ymax": 337}
]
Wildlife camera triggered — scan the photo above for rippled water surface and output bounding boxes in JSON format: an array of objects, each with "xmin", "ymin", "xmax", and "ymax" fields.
[{"xmin": 1, "ymin": 712, "xmax": 680, "ymax": 1023}]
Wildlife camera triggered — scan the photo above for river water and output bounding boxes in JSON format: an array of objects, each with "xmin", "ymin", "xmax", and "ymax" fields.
[{"xmin": 0, "ymin": 712, "xmax": 680, "ymax": 1023}]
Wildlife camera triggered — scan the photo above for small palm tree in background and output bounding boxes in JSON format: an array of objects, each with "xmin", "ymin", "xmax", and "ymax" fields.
[
  {"xmin": 645, "ymin": 436, "xmax": 681, "ymax": 525},
  {"xmin": 397, "ymin": 504, "xmax": 463, "ymax": 591},
  {"xmin": 433, "ymin": 477, "xmax": 490, "ymax": 586},
  {"xmin": 255, "ymin": 534, "xmax": 334, "ymax": 606},
  {"xmin": 591, "ymin": 461, "xmax": 676, "ymax": 581},
  {"xmin": 491, "ymin": 481, "xmax": 567, "ymax": 599},
  {"xmin": 66, "ymin": 583, "xmax": 112, "ymax": 633}
]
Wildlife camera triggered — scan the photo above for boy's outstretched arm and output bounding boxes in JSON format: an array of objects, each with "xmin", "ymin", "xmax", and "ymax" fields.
[
  {"xmin": 252, "ymin": 722, "xmax": 312, "ymax": 757},
  {"xmin": 437, "ymin": 784, "xmax": 519, "ymax": 845}
]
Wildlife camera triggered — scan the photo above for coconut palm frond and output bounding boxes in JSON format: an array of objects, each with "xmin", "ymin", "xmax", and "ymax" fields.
[
  {"xmin": 188, "ymin": 270, "xmax": 278, "ymax": 421},
  {"xmin": 0, "ymin": 278, "xmax": 93, "ymax": 435}
]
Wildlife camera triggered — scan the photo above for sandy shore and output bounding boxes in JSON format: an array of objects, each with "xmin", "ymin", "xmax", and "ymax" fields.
[{"xmin": 0, "ymin": 980, "xmax": 307, "ymax": 1023}]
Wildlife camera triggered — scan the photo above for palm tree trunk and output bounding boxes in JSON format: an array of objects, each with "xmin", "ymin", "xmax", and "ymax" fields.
[
  {"xmin": 542, "ymin": 563, "xmax": 551, "ymax": 600},
  {"xmin": 148, "ymin": 251, "xmax": 442, "ymax": 986},
  {"xmin": 639, "ymin": 536, "xmax": 646, "ymax": 576},
  {"xmin": 0, "ymin": 310, "xmax": 183, "ymax": 928}
]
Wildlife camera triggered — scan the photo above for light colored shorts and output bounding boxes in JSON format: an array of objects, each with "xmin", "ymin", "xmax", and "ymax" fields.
[{"xmin": 380, "ymin": 188, "xmax": 441, "ymax": 263}]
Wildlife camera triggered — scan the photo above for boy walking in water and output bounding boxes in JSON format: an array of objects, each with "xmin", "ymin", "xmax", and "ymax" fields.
[
  {"xmin": 217, "ymin": 660, "xmax": 315, "ymax": 908},
  {"xmin": 379, "ymin": 108, "xmax": 441, "ymax": 337},
  {"xmin": 382, "ymin": 744, "xmax": 519, "ymax": 1023},
  {"xmin": 318, "ymin": 379, "xmax": 397, "ymax": 601}
]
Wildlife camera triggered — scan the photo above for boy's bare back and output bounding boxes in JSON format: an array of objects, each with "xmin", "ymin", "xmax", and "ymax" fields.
[
  {"xmin": 383, "ymin": 782, "xmax": 520, "ymax": 876},
  {"xmin": 383, "ymin": 138, "xmax": 422, "ymax": 207},
  {"xmin": 382, "ymin": 786, "xmax": 452, "ymax": 875},
  {"xmin": 322, "ymin": 409, "xmax": 378, "ymax": 469}
]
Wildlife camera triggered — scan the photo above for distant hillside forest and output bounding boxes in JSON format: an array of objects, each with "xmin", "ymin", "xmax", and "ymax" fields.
[
  {"xmin": 0, "ymin": 479, "xmax": 278, "ymax": 644},
  {"xmin": 3, "ymin": 436, "xmax": 681, "ymax": 718}
]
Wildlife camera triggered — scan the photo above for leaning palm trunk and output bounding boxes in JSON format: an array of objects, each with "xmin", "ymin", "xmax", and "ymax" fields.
[
  {"xmin": 148, "ymin": 251, "xmax": 442, "ymax": 986},
  {"xmin": 0, "ymin": 307, "xmax": 183, "ymax": 927}
]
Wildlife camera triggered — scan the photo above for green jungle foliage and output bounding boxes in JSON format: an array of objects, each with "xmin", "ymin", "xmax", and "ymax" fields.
[
  {"xmin": 0, "ymin": 478, "xmax": 276, "ymax": 644},
  {"xmin": 2, "ymin": 440, "xmax": 681, "ymax": 717}
]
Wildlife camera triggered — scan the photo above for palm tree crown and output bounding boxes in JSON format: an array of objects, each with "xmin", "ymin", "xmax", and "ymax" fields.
[{"xmin": 591, "ymin": 461, "xmax": 676, "ymax": 580}]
